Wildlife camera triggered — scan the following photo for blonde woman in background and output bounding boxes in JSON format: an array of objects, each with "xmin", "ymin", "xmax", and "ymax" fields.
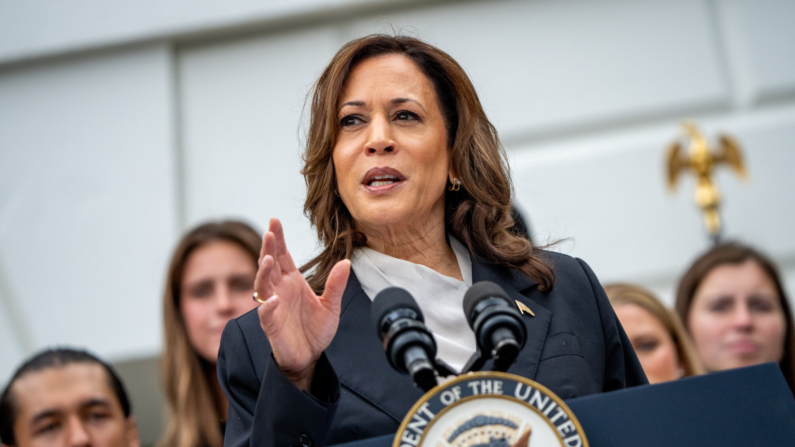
[
  {"xmin": 606, "ymin": 283, "xmax": 705, "ymax": 383},
  {"xmin": 159, "ymin": 221, "xmax": 262, "ymax": 447}
]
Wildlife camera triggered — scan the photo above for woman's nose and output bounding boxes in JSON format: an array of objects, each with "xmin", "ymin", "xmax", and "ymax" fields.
[
  {"xmin": 731, "ymin": 304, "xmax": 754, "ymax": 331},
  {"xmin": 216, "ymin": 287, "xmax": 234, "ymax": 314},
  {"xmin": 365, "ymin": 115, "xmax": 396, "ymax": 154}
]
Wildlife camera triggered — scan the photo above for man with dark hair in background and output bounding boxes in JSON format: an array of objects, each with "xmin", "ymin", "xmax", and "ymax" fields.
[{"xmin": 0, "ymin": 348, "xmax": 139, "ymax": 447}]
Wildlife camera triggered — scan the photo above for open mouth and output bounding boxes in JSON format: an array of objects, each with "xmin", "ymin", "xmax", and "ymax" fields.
[
  {"xmin": 362, "ymin": 167, "xmax": 406, "ymax": 189},
  {"xmin": 368, "ymin": 174, "xmax": 400, "ymax": 187}
]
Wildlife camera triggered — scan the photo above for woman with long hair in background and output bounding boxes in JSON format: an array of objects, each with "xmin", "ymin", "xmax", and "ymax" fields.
[
  {"xmin": 675, "ymin": 242, "xmax": 795, "ymax": 395},
  {"xmin": 158, "ymin": 221, "xmax": 262, "ymax": 447},
  {"xmin": 605, "ymin": 283, "xmax": 705, "ymax": 383}
]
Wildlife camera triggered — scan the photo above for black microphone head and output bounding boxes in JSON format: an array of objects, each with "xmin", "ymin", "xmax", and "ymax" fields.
[
  {"xmin": 371, "ymin": 287, "xmax": 424, "ymax": 331},
  {"xmin": 463, "ymin": 281, "xmax": 511, "ymax": 327},
  {"xmin": 463, "ymin": 281, "xmax": 527, "ymax": 371},
  {"xmin": 371, "ymin": 287, "xmax": 437, "ymax": 386}
]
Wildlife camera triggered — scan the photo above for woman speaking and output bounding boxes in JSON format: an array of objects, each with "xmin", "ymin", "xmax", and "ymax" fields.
[{"xmin": 217, "ymin": 34, "xmax": 646, "ymax": 447}]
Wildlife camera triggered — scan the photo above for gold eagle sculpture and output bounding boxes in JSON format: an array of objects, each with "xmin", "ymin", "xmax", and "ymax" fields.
[{"xmin": 666, "ymin": 121, "xmax": 748, "ymax": 238}]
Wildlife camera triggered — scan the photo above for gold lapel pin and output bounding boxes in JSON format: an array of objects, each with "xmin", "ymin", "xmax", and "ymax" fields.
[{"xmin": 515, "ymin": 300, "xmax": 535, "ymax": 317}]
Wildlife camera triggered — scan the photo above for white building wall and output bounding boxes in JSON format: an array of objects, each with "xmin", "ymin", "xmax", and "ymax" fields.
[
  {"xmin": 0, "ymin": 0, "xmax": 404, "ymax": 64},
  {"xmin": 179, "ymin": 26, "xmax": 346, "ymax": 263},
  {"xmin": 348, "ymin": 0, "xmax": 730, "ymax": 138},
  {"xmin": 0, "ymin": 44, "xmax": 178, "ymax": 377}
]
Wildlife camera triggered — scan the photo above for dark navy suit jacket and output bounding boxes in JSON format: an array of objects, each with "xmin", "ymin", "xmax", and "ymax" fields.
[{"xmin": 217, "ymin": 251, "xmax": 647, "ymax": 447}]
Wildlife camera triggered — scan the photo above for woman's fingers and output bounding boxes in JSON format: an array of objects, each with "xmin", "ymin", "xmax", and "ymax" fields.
[
  {"xmin": 258, "ymin": 232, "xmax": 268, "ymax": 266},
  {"xmin": 269, "ymin": 218, "xmax": 298, "ymax": 273},
  {"xmin": 321, "ymin": 259, "xmax": 351, "ymax": 312},
  {"xmin": 263, "ymin": 231, "xmax": 276, "ymax": 256},
  {"xmin": 264, "ymin": 255, "xmax": 283, "ymax": 290},
  {"xmin": 257, "ymin": 294, "xmax": 281, "ymax": 334},
  {"xmin": 255, "ymin": 255, "xmax": 276, "ymax": 298},
  {"xmin": 263, "ymin": 233, "xmax": 283, "ymax": 278},
  {"xmin": 269, "ymin": 218, "xmax": 287, "ymax": 255}
]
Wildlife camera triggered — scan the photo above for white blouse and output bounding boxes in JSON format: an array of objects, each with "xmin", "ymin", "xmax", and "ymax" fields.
[{"xmin": 350, "ymin": 236, "xmax": 477, "ymax": 372}]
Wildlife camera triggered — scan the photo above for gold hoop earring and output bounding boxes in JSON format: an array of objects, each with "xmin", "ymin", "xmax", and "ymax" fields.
[{"xmin": 448, "ymin": 178, "xmax": 461, "ymax": 192}]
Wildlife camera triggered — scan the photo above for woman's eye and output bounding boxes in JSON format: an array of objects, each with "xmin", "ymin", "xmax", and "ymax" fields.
[
  {"xmin": 394, "ymin": 110, "xmax": 419, "ymax": 121},
  {"xmin": 635, "ymin": 340, "xmax": 659, "ymax": 353},
  {"xmin": 230, "ymin": 278, "xmax": 254, "ymax": 292},
  {"xmin": 340, "ymin": 115, "xmax": 363, "ymax": 127},
  {"xmin": 709, "ymin": 297, "xmax": 733, "ymax": 312},
  {"xmin": 189, "ymin": 284, "xmax": 213, "ymax": 298},
  {"xmin": 749, "ymin": 296, "xmax": 776, "ymax": 313}
]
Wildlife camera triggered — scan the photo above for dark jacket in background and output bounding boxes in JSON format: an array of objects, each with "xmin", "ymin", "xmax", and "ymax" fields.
[{"xmin": 217, "ymin": 251, "xmax": 648, "ymax": 447}]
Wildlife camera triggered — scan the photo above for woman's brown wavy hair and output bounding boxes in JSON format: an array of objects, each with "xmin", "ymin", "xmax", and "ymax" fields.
[
  {"xmin": 158, "ymin": 220, "xmax": 261, "ymax": 447},
  {"xmin": 299, "ymin": 34, "xmax": 553, "ymax": 293},
  {"xmin": 675, "ymin": 242, "xmax": 795, "ymax": 395}
]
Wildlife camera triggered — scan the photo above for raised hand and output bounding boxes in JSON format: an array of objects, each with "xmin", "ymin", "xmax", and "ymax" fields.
[{"xmin": 255, "ymin": 218, "xmax": 350, "ymax": 391}]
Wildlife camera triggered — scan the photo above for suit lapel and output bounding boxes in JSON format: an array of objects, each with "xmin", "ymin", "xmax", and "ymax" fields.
[
  {"xmin": 324, "ymin": 271, "xmax": 425, "ymax": 422},
  {"xmin": 471, "ymin": 259, "xmax": 552, "ymax": 380},
  {"xmin": 324, "ymin": 259, "xmax": 552, "ymax": 422}
]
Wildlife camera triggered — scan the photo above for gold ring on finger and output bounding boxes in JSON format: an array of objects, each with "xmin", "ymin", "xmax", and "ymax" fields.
[{"xmin": 253, "ymin": 292, "xmax": 267, "ymax": 304}]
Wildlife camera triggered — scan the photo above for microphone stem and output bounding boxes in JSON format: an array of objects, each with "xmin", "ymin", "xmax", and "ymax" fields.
[
  {"xmin": 491, "ymin": 327, "xmax": 521, "ymax": 372},
  {"xmin": 404, "ymin": 345, "xmax": 438, "ymax": 392}
]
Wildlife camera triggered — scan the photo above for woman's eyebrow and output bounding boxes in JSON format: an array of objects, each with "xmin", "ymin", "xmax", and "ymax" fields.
[
  {"xmin": 228, "ymin": 273, "xmax": 255, "ymax": 283},
  {"xmin": 185, "ymin": 279, "xmax": 213, "ymax": 290},
  {"xmin": 391, "ymin": 97, "xmax": 425, "ymax": 111},
  {"xmin": 339, "ymin": 100, "xmax": 365, "ymax": 110}
]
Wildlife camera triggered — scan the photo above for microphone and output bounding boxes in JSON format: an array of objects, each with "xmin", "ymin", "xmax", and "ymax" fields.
[
  {"xmin": 463, "ymin": 281, "xmax": 527, "ymax": 372},
  {"xmin": 371, "ymin": 287, "xmax": 438, "ymax": 391}
]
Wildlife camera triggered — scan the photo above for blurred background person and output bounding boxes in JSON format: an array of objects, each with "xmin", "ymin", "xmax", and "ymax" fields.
[
  {"xmin": 0, "ymin": 348, "xmax": 139, "ymax": 447},
  {"xmin": 606, "ymin": 283, "xmax": 705, "ymax": 384},
  {"xmin": 158, "ymin": 221, "xmax": 262, "ymax": 447},
  {"xmin": 675, "ymin": 242, "xmax": 795, "ymax": 394}
]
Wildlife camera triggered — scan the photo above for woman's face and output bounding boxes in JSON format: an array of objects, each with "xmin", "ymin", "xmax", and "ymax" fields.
[
  {"xmin": 688, "ymin": 260, "xmax": 786, "ymax": 372},
  {"xmin": 614, "ymin": 303, "xmax": 682, "ymax": 384},
  {"xmin": 333, "ymin": 54, "xmax": 452, "ymax": 235},
  {"xmin": 180, "ymin": 240, "xmax": 259, "ymax": 363}
]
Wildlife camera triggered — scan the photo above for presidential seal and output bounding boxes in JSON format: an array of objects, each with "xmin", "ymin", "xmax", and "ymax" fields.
[{"xmin": 394, "ymin": 372, "xmax": 587, "ymax": 447}]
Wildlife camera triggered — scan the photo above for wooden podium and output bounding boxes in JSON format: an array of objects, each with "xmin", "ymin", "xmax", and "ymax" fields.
[{"xmin": 331, "ymin": 363, "xmax": 795, "ymax": 446}]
